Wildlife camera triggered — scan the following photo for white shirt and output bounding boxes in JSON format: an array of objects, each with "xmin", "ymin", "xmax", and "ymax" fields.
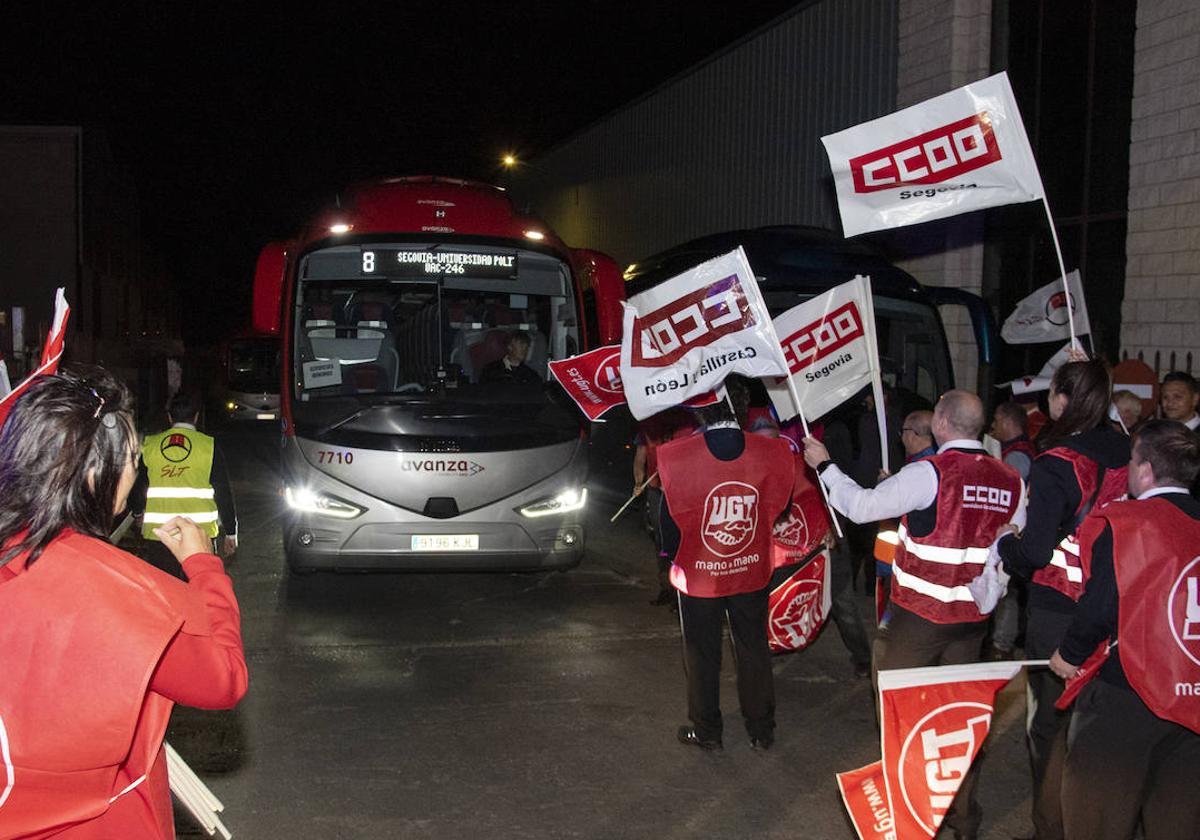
[
  {"xmin": 1137, "ymin": 485, "xmax": 1190, "ymax": 500},
  {"xmin": 819, "ymin": 438, "xmax": 1027, "ymax": 529}
]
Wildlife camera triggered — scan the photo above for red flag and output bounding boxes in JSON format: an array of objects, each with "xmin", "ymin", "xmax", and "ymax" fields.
[
  {"xmin": 767, "ymin": 549, "xmax": 832, "ymax": 653},
  {"xmin": 836, "ymin": 761, "xmax": 896, "ymax": 840},
  {"xmin": 839, "ymin": 661, "xmax": 1031, "ymax": 839},
  {"xmin": 0, "ymin": 288, "xmax": 70, "ymax": 427},
  {"xmin": 548, "ymin": 346, "xmax": 724, "ymax": 422}
]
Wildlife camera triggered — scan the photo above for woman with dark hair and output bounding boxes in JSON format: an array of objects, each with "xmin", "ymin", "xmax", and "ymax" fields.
[
  {"xmin": 995, "ymin": 358, "xmax": 1130, "ymax": 840},
  {"xmin": 0, "ymin": 367, "xmax": 247, "ymax": 839}
]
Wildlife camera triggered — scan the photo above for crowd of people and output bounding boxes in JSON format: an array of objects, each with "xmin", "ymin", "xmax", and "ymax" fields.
[{"xmin": 638, "ymin": 365, "xmax": 1200, "ymax": 840}]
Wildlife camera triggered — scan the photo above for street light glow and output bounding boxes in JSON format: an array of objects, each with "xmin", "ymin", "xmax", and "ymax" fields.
[{"xmin": 501, "ymin": 154, "xmax": 518, "ymax": 168}]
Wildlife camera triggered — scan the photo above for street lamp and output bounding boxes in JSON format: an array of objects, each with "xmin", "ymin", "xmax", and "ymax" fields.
[{"xmin": 501, "ymin": 153, "xmax": 518, "ymax": 169}]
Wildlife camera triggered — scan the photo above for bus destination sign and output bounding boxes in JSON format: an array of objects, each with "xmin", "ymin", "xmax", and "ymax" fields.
[{"xmin": 360, "ymin": 249, "xmax": 518, "ymax": 279}]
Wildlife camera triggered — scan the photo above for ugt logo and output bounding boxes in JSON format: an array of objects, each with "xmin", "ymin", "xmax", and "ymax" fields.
[
  {"xmin": 1169, "ymin": 557, "xmax": 1200, "ymax": 667},
  {"xmin": 898, "ymin": 703, "xmax": 992, "ymax": 836},
  {"xmin": 769, "ymin": 573, "xmax": 825, "ymax": 650},
  {"xmin": 1045, "ymin": 290, "xmax": 1077, "ymax": 327},
  {"xmin": 631, "ymin": 275, "xmax": 755, "ymax": 367},
  {"xmin": 849, "ymin": 112, "xmax": 1002, "ymax": 193},
  {"xmin": 701, "ymin": 481, "xmax": 759, "ymax": 557},
  {"xmin": 593, "ymin": 350, "xmax": 623, "ymax": 395},
  {"xmin": 779, "ymin": 302, "xmax": 865, "ymax": 374},
  {"xmin": 772, "ymin": 502, "xmax": 809, "ymax": 549}
]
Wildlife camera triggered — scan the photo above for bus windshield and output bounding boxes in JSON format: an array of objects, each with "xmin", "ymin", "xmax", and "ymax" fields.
[
  {"xmin": 293, "ymin": 245, "xmax": 580, "ymax": 403},
  {"xmin": 229, "ymin": 339, "xmax": 280, "ymax": 393}
]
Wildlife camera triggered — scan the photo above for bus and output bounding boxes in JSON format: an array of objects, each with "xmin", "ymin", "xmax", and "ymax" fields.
[
  {"xmin": 222, "ymin": 332, "xmax": 281, "ymax": 421},
  {"xmin": 251, "ymin": 176, "xmax": 623, "ymax": 574}
]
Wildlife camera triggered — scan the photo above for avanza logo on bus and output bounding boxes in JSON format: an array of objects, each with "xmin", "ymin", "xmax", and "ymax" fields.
[
  {"xmin": 849, "ymin": 112, "xmax": 1001, "ymax": 193},
  {"xmin": 631, "ymin": 275, "xmax": 756, "ymax": 367}
]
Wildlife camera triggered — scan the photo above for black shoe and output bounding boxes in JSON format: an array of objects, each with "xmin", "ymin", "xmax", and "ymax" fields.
[
  {"xmin": 749, "ymin": 734, "xmax": 774, "ymax": 751},
  {"xmin": 676, "ymin": 726, "xmax": 722, "ymax": 751}
]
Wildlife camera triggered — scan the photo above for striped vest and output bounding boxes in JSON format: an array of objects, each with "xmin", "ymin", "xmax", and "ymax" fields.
[
  {"xmin": 891, "ymin": 449, "xmax": 1022, "ymax": 624},
  {"xmin": 141, "ymin": 426, "xmax": 220, "ymax": 539}
]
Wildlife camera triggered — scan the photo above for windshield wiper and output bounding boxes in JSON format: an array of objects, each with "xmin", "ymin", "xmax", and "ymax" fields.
[{"xmin": 314, "ymin": 406, "xmax": 365, "ymax": 439}]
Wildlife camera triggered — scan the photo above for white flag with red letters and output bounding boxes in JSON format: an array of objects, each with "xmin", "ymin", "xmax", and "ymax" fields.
[
  {"xmin": 619, "ymin": 248, "xmax": 787, "ymax": 420},
  {"xmin": 0, "ymin": 288, "xmax": 70, "ymax": 427},
  {"xmin": 1001, "ymin": 270, "xmax": 1091, "ymax": 344},
  {"xmin": 838, "ymin": 661, "xmax": 1033, "ymax": 839},
  {"xmin": 822, "ymin": 72, "xmax": 1044, "ymax": 237}
]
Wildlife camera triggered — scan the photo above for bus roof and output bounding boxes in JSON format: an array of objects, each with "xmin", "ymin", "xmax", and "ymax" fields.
[
  {"xmin": 297, "ymin": 176, "xmax": 570, "ymax": 257},
  {"xmin": 622, "ymin": 226, "xmax": 930, "ymax": 303}
]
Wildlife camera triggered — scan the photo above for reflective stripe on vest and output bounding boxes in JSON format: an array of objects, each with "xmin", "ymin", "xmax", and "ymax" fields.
[
  {"xmin": 1047, "ymin": 536, "xmax": 1085, "ymax": 584},
  {"xmin": 141, "ymin": 428, "xmax": 220, "ymax": 539},
  {"xmin": 898, "ymin": 524, "xmax": 990, "ymax": 566}
]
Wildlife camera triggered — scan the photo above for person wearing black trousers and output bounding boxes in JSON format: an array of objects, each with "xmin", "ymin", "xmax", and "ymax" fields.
[
  {"xmin": 997, "ymin": 359, "xmax": 1130, "ymax": 840},
  {"xmin": 1051, "ymin": 420, "xmax": 1200, "ymax": 840}
]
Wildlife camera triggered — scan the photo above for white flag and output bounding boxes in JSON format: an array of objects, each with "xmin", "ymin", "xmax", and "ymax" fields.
[
  {"xmin": 1001, "ymin": 269, "xmax": 1090, "ymax": 344},
  {"xmin": 766, "ymin": 276, "xmax": 880, "ymax": 425},
  {"xmin": 1003, "ymin": 342, "xmax": 1073, "ymax": 394},
  {"xmin": 822, "ymin": 72, "xmax": 1044, "ymax": 237},
  {"xmin": 619, "ymin": 248, "xmax": 786, "ymax": 421}
]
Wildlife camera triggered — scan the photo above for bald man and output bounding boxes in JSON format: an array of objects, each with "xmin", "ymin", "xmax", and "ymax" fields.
[
  {"xmin": 902, "ymin": 409, "xmax": 936, "ymax": 461},
  {"xmin": 804, "ymin": 390, "xmax": 1025, "ymax": 840}
]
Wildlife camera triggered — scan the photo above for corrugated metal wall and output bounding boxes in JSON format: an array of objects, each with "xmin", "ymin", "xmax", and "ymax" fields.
[{"xmin": 517, "ymin": 0, "xmax": 898, "ymax": 266}]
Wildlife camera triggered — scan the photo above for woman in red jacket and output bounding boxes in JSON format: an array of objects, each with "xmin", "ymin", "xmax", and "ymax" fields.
[{"xmin": 0, "ymin": 368, "xmax": 248, "ymax": 840}]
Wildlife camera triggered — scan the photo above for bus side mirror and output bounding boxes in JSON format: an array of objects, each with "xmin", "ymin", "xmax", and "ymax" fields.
[
  {"xmin": 572, "ymin": 249, "xmax": 625, "ymax": 346},
  {"xmin": 252, "ymin": 242, "xmax": 289, "ymax": 336}
]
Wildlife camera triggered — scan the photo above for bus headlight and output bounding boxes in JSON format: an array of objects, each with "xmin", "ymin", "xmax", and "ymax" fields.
[
  {"xmin": 226, "ymin": 401, "xmax": 239, "ymax": 411},
  {"xmin": 285, "ymin": 486, "xmax": 365, "ymax": 519},
  {"xmin": 518, "ymin": 488, "xmax": 587, "ymax": 518}
]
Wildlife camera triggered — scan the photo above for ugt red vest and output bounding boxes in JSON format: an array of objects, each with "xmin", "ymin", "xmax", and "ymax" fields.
[
  {"xmin": 658, "ymin": 432, "xmax": 794, "ymax": 598},
  {"xmin": 1001, "ymin": 437, "xmax": 1036, "ymax": 461},
  {"xmin": 1032, "ymin": 446, "xmax": 1128, "ymax": 601},
  {"xmin": 0, "ymin": 531, "xmax": 209, "ymax": 839},
  {"xmin": 770, "ymin": 455, "xmax": 832, "ymax": 570},
  {"xmin": 892, "ymin": 449, "xmax": 1022, "ymax": 624},
  {"xmin": 1081, "ymin": 498, "xmax": 1200, "ymax": 733}
]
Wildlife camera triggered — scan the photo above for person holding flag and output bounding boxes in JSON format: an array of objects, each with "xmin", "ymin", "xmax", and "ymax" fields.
[
  {"xmin": 995, "ymin": 358, "xmax": 1129, "ymax": 840},
  {"xmin": 657, "ymin": 398, "xmax": 794, "ymax": 751},
  {"xmin": 1050, "ymin": 420, "xmax": 1200, "ymax": 840},
  {"xmin": 804, "ymin": 389, "xmax": 1024, "ymax": 839}
]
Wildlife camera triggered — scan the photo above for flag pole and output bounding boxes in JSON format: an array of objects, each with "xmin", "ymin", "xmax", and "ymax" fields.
[{"xmin": 1041, "ymin": 198, "xmax": 1082, "ymax": 353}]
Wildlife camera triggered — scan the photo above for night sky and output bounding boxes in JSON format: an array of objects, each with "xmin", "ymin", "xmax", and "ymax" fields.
[{"xmin": 0, "ymin": 1, "xmax": 801, "ymax": 341}]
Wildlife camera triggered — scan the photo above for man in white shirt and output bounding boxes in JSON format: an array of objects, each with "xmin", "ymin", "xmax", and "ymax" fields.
[
  {"xmin": 1160, "ymin": 371, "xmax": 1200, "ymax": 431},
  {"xmin": 803, "ymin": 390, "xmax": 1025, "ymax": 840}
]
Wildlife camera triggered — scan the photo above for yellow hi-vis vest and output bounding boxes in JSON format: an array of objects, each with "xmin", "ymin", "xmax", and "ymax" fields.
[{"xmin": 141, "ymin": 426, "xmax": 220, "ymax": 539}]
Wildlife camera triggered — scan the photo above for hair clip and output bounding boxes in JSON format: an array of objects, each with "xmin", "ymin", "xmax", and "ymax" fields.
[{"xmin": 90, "ymin": 387, "xmax": 105, "ymax": 419}]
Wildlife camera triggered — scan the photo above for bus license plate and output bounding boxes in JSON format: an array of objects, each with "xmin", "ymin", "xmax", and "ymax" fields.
[
  {"xmin": 411, "ymin": 534, "xmax": 479, "ymax": 551},
  {"xmin": 256, "ymin": 413, "xmax": 277, "ymax": 420}
]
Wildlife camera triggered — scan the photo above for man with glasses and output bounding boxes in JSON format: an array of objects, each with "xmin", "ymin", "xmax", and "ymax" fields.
[{"xmin": 900, "ymin": 410, "xmax": 935, "ymax": 462}]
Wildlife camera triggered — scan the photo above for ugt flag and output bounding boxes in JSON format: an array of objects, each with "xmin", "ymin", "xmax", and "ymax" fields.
[
  {"xmin": 837, "ymin": 661, "xmax": 1031, "ymax": 839},
  {"xmin": 765, "ymin": 275, "xmax": 883, "ymax": 425},
  {"xmin": 822, "ymin": 72, "xmax": 1044, "ymax": 237},
  {"xmin": 619, "ymin": 247, "xmax": 786, "ymax": 420},
  {"xmin": 1001, "ymin": 269, "xmax": 1090, "ymax": 344},
  {"xmin": 0, "ymin": 288, "xmax": 70, "ymax": 428},
  {"xmin": 548, "ymin": 346, "xmax": 625, "ymax": 421}
]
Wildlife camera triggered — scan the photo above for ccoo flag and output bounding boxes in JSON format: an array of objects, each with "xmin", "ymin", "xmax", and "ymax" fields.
[
  {"xmin": 619, "ymin": 247, "xmax": 787, "ymax": 420},
  {"xmin": 0, "ymin": 288, "xmax": 70, "ymax": 428},
  {"xmin": 838, "ymin": 661, "xmax": 1036, "ymax": 839},
  {"xmin": 1001, "ymin": 270, "xmax": 1090, "ymax": 344},
  {"xmin": 822, "ymin": 72, "xmax": 1044, "ymax": 237}
]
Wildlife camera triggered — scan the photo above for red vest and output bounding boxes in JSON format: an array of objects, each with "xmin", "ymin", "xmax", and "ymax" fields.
[
  {"xmin": 1031, "ymin": 446, "xmax": 1128, "ymax": 601},
  {"xmin": 1001, "ymin": 437, "xmax": 1036, "ymax": 461},
  {"xmin": 659, "ymin": 433, "xmax": 794, "ymax": 598},
  {"xmin": 0, "ymin": 531, "xmax": 209, "ymax": 839},
  {"xmin": 892, "ymin": 449, "xmax": 1022, "ymax": 624},
  {"xmin": 770, "ymin": 456, "xmax": 832, "ymax": 570},
  {"xmin": 1080, "ymin": 497, "xmax": 1200, "ymax": 733}
]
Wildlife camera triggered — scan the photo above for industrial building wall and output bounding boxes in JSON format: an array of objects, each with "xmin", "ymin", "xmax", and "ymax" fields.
[{"xmin": 518, "ymin": 0, "xmax": 898, "ymax": 267}]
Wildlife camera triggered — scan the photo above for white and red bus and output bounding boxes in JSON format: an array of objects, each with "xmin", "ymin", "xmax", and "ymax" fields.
[{"xmin": 252, "ymin": 176, "xmax": 623, "ymax": 573}]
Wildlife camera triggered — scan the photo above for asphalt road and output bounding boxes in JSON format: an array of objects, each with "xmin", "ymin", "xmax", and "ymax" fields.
[{"xmin": 146, "ymin": 422, "xmax": 1040, "ymax": 840}]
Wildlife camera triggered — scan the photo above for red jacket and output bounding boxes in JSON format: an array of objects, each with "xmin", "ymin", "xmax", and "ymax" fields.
[
  {"xmin": 659, "ymin": 433, "xmax": 794, "ymax": 597},
  {"xmin": 0, "ymin": 532, "xmax": 246, "ymax": 840}
]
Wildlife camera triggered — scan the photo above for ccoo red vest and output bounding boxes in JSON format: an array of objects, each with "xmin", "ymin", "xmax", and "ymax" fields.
[
  {"xmin": 0, "ymin": 531, "xmax": 210, "ymax": 839},
  {"xmin": 892, "ymin": 449, "xmax": 1022, "ymax": 624},
  {"xmin": 659, "ymin": 432, "xmax": 794, "ymax": 598},
  {"xmin": 770, "ymin": 455, "xmax": 832, "ymax": 570},
  {"xmin": 1031, "ymin": 446, "xmax": 1128, "ymax": 601},
  {"xmin": 1080, "ymin": 497, "xmax": 1200, "ymax": 733}
]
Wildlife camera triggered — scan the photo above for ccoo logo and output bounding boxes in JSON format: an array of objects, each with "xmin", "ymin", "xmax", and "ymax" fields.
[
  {"xmin": 1045, "ymin": 290, "xmax": 1077, "ymax": 327},
  {"xmin": 898, "ymin": 703, "xmax": 992, "ymax": 836},
  {"xmin": 701, "ymin": 481, "xmax": 759, "ymax": 557},
  {"xmin": 593, "ymin": 350, "xmax": 623, "ymax": 395},
  {"xmin": 1168, "ymin": 557, "xmax": 1200, "ymax": 667}
]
